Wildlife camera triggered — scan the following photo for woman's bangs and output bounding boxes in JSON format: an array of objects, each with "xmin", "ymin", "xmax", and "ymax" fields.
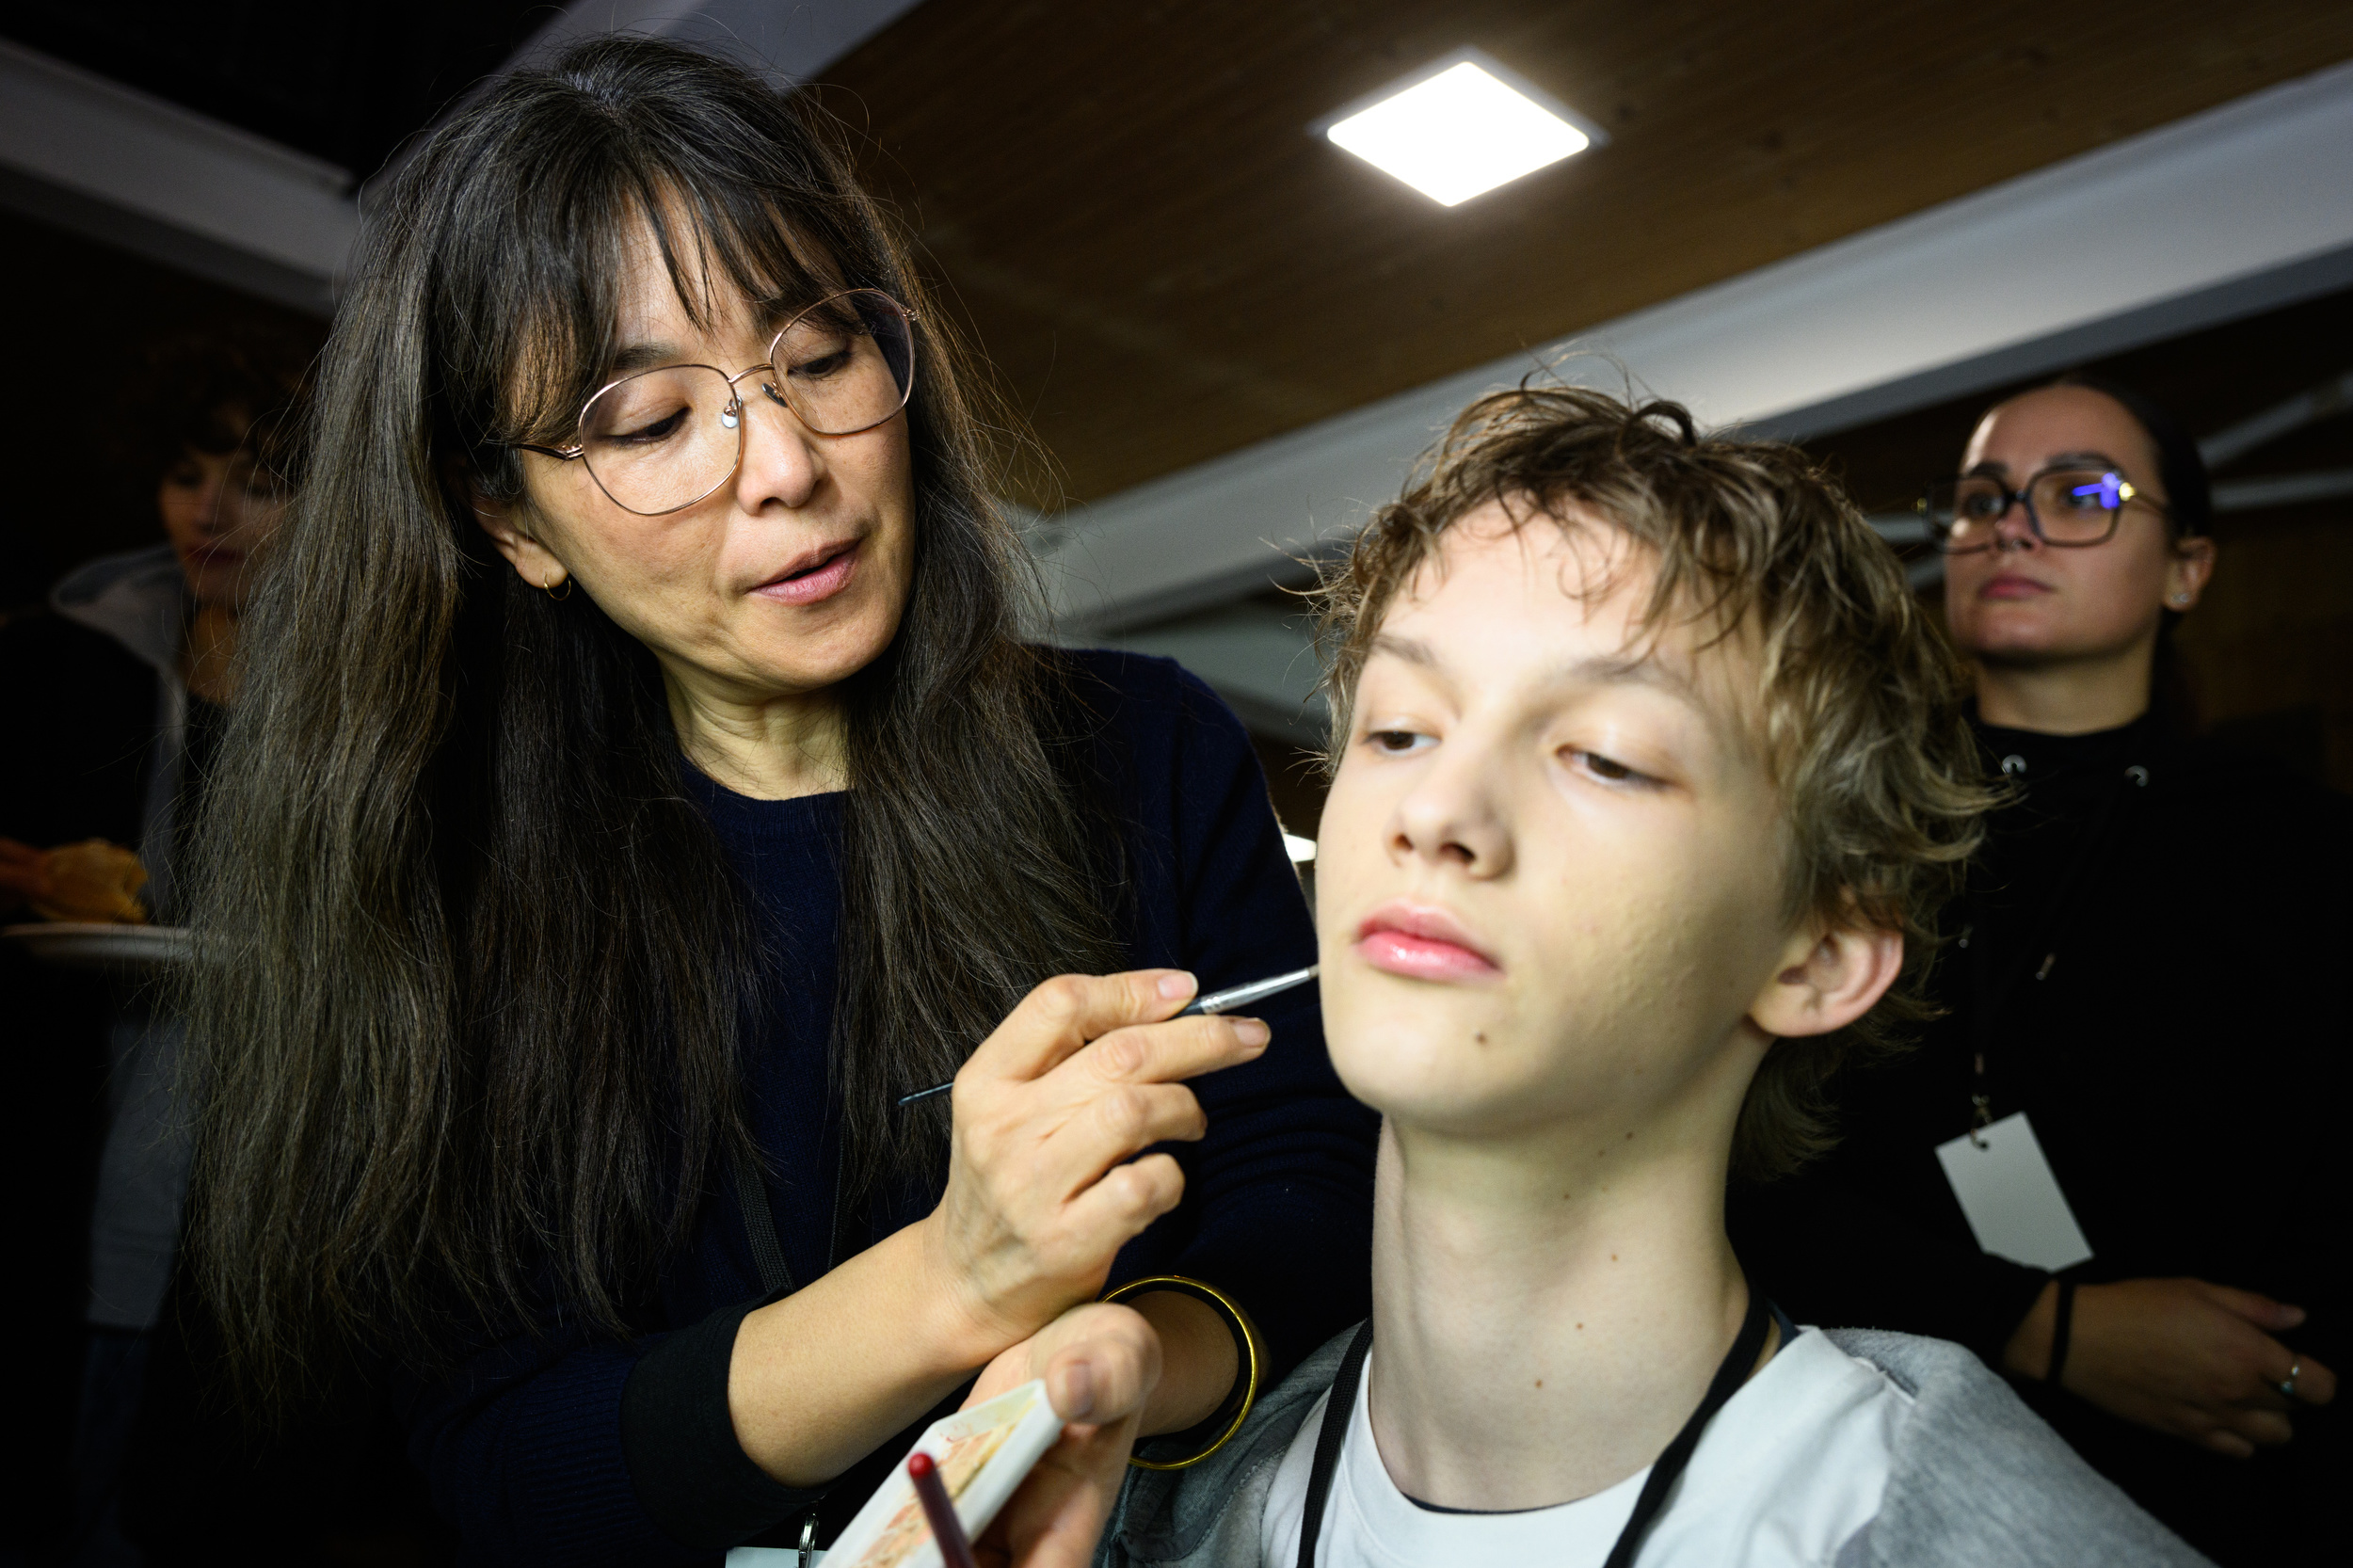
[
  {"xmin": 646, "ymin": 172, "xmax": 843, "ymax": 335},
  {"xmin": 487, "ymin": 177, "xmax": 631, "ymax": 449},
  {"xmin": 499, "ymin": 173, "xmax": 842, "ymax": 449}
]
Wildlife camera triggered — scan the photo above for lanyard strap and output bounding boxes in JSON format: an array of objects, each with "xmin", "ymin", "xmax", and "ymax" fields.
[
  {"xmin": 729, "ymin": 1141, "xmax": 795, "ymax": 1296},
  {"xmin": 1293, "ymin": 1285, "xmax": 1773, "ymax": 1568}
]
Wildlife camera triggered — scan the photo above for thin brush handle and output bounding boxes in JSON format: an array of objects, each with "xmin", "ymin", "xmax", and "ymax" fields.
[{"xmin": 896, "ymin": 964, "xmax": 1321, "ymax": 1106}]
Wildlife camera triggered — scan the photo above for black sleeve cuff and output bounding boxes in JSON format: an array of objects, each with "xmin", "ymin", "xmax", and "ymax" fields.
[{"xmin": 621, "ymin": 1290, "xmax": 830, "ymax": 1551}]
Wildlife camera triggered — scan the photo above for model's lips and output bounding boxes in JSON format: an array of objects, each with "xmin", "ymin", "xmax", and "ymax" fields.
[
  {"xmin": 1978, "ymin": 571, "xmax": 2051, "ymax": 601},
  {"xmin": 184, "ymin": 544, "xmax": 245, "ymax": 568},
  {"xmin": 1353, "ymin": 901, "xmax": 1502, "ymax": 983},
  {"xmin": 751, "ymin": 537, "xmax": 860, "ymax": 606}
]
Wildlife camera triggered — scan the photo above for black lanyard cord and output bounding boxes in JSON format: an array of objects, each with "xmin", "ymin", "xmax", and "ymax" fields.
[
  {"xmin": 1293, "ymin": 1284, "xmax": 1774, "ymax": 1568},
  {"xmin": 729, "ymin": 1140, "xmax": 796, "ymax": 1296}
]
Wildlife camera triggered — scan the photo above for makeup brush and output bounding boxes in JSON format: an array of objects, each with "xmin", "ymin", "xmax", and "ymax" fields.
[{"xmin": 895, "ymin": 963, "xmax": 1319, "ymax": 1107}]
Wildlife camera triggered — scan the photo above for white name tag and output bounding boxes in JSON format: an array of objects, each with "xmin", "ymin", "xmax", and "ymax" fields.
[
  {"xmin": 728, "ymin": 1550, "xmax": 821, "ymax": 1566},
  {"xmin": 1934, "ymin": 1112, "xmax": 2093, "ymax": 1272}
]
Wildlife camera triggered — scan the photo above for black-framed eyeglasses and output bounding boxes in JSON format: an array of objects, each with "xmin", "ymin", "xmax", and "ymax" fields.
[
  {"xmin": 509, "ymin": 288, "xmax": 917, "ymax": 518},
  {"xmin": 1920, "ymin": 466, "xmax": 2166, "ymax": 554}
]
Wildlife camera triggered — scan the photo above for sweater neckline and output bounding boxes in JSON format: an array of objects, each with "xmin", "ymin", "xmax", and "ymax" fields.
[{"xmin": 677, "ymin": 758, "xmax": 845, "ymax": 841}]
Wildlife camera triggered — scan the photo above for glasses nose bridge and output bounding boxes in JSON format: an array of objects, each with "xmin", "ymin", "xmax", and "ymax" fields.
[
  {"xmin": 722, "ymin": 358, "xmax": 796, "ymax": 413},
  {"xmin": 712, "ymin": 361, "xmax": 824, "ymax": 501}
]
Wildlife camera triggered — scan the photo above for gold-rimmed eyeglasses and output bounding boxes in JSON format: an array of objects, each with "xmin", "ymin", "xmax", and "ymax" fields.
[
  {"xmin": 511, "ymin": 288, "xmax": 917, "ymax": 517},
  {"xmin": 1921, "ymin": 466, "xmax": 2168, "ymax": 555}
]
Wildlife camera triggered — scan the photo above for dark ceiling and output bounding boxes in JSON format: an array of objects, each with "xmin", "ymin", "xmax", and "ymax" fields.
[
  {"xmin": 816, "ymin": 0, "xmax": 2353, "ymax": 504},
  {"xmin": 0, "ymin": 0, "xmax": 556, "ymax": 181}
]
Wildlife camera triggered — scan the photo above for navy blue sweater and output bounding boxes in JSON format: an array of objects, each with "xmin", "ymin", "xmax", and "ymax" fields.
[{"xmin": 396, "ymin": 651, "xmax": 1378, "ymax": 1564}]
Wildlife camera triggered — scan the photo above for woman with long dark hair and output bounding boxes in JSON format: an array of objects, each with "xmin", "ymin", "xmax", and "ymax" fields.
[
  {"xmin": 1734, "ymin": 376, "xmax": 2346, "ymax": 1564},
  {"xmin": 176, "ymin": 37, "xmax": 1373, "ymax": 1565}
]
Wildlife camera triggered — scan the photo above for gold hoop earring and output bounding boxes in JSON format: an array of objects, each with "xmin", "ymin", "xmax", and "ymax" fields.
[{"xmin": 544, "ymin": 574, "xmax": 573, "ymax": 601}]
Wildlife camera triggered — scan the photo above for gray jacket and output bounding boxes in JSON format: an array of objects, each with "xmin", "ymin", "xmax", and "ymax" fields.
[
  {"xmin": 1098, "ymin": 1324, "xmax": 2211, "ymax": 1568},
  {"xmin": 50, "ymin": 543, "xmax": 197, "ymax": 1333}
]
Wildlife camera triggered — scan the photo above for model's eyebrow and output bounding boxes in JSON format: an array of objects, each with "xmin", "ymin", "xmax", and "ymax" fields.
[
  {"xmin": 1369, "ymin": 632, "xmax": 1439, "ymax": 669},
  {"xmin": 1549, "ymin": 651, "xmax": 1703, "ymax": 703},
  {"xmin": 1368, "ymin": 634, "xmax": 1701, "ymax": 703}
]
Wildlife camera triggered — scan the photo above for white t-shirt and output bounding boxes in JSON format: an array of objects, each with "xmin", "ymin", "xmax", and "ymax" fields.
[{"xmin": 1260, "ymin": 1327, "xmax": 1913, "ymax": 1568}]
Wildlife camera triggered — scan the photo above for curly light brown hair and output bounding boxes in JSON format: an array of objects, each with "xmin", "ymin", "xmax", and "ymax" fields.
[{"xmin": 1315, "ymin": 385, "xmax": 1996, "ymax": 1178}]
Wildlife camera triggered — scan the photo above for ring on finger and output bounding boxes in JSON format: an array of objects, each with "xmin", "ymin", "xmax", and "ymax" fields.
[{"xmin": 2278, "ymin": 1360, "xmax": 2301, "ymax": 1400}]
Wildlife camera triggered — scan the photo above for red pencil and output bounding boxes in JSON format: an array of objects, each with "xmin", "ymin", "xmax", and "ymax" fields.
[{"xmin": 906, "ymin": 1451, "xmax": 980, "ymax": 1568}]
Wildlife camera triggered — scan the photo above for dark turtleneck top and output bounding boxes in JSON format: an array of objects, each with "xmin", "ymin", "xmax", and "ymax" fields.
[{"xmin": 1732, "ymin": 709, "xmax": 2349, "ymax": 1566}]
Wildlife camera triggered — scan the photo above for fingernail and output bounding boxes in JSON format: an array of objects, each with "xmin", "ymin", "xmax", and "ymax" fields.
[
  {"xmin": 1158, "ymin": 971, "xmax": 1197, "ymax": 1000},
  {"xmin": 2281, "ymin": 1305, "xmax": 2308, "ymax": 1328},
  {"xmin": 1231, "ymin": 1017, "xmax": 1270, "ymax": 1048},
  {"xmin": 1058, "ymin": 1361, "xmax": 1096, "ymax": 1420}
]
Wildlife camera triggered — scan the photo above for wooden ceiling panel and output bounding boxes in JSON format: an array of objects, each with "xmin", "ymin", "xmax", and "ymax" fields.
[{"xmin": 817, "ymin": 1, "xmax": 2353, "ymax": 503}]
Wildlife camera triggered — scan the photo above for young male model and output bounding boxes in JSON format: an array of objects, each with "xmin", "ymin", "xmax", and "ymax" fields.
[{"xmin": 1096, "ymin": 389, "xmax": 2205, "ymax": 1567}]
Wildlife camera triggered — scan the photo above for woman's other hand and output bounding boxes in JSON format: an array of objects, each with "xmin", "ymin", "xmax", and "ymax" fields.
[
  {"xmin": 923, "ymin": 969, "xmax": 1270, "ymax": 1352},
  {"xmin": 968, "ymin": 1302, "xmax": 1160, "ymax": 1568},
  {"xmin": 2007, "ymin": 1276, "xmax": 2339, "ymax": 1456}
]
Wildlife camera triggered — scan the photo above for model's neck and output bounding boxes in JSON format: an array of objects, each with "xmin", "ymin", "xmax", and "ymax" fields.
[
  {"xmin": 1365, "ymin": 1117, "xmax": 1752, "ymax": 1511},
  {"xmin": 1973, "ymin": 635, "xmax": 2153, "ymax": 735}
]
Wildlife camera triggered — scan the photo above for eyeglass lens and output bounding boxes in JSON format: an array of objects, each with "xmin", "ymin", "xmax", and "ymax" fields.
[
  {"xmin": 1929, "ymin": 469, "xmax": 2129, "ymax": 553},
  {"xmin": 576, "ymin": 290, "xmax": 914, "ymax": 516}
]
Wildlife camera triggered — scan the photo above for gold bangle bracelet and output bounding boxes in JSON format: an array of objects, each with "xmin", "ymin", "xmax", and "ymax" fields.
[{"xmin": 1100, "ymin": 1274, "xmax": 1265, "ymax": 1470}]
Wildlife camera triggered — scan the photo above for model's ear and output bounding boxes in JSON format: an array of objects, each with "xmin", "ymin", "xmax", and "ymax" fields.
[
  {"xmin": 1748, "ymin": 916, "xmax": 1902, "ymax": 1040},
  {"xmin": 468, "ymin": 483, "xmax": 571, "ymax": 594}
]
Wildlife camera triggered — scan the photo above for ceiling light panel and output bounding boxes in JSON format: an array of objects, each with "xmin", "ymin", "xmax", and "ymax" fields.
[{"xmin": 1321, "ymin": 52, "xmax": 1605, "ymax": 207}]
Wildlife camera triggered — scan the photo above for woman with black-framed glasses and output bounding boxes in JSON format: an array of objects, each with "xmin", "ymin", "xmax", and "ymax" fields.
[
  {"xmin": 169, "ymin": 37, "xmax": 1374, "ymax": 1568},
  {"xmin": 1926, "ymin": 390, "xmax": 2216, "ymax": 731},
  {"xmin": 1735, "ymin": 375, "xmax": 2347, "ymax": 1565}
]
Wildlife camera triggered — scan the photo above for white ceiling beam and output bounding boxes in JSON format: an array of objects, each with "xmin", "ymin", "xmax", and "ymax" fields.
[
  {"xmin": 0, "ymin": 37, "xmax": 357, "ymax": 312},
  {"xmin": 1101, "ymin": 602, "xmax": 1331, "ymax": 746},
  {"xmin": 2200, "ymin": 368, "xmax": 2353, "ymax": 470},
  {"xmin": 1041, "ymin": 58, "xmax": 2353, "ymax": 635},
  {"xmin": 0, "ymin": 3, "xmax": 928, "ymax": 312},
  {"xmin": 580, "ymin": 0, "xmax": 930, "ymax": 83}
]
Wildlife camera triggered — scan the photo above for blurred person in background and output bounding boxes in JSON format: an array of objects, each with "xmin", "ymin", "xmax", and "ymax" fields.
[
  {"xmin": 0, "ymin": 323, "xmax": 310, "ymax": 1561},
  {"xmin": 1733, "ymin": 376, "xmax": 2346, "ymax": 1564}
]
